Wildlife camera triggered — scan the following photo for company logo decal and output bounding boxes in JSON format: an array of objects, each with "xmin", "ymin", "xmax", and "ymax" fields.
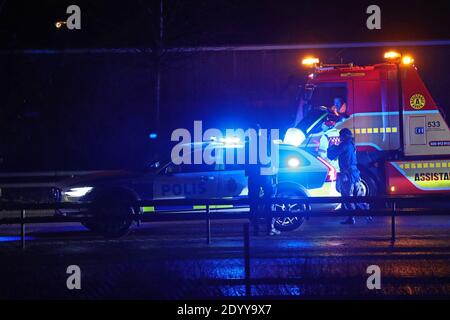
[
  {"xmin": 415, "ymin": 172, "xmax": 450, "ymax": 182},
  {"xmin": 391, "ymin": 161, "xmax": 450, "ymax": 191},
  {"xmin": 410, "ymin": 94, "xmax": 426, "ymax": 110}
]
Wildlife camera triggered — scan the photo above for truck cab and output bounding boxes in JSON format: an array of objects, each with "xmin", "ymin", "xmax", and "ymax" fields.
[{"xmin": 292, "ymin": 52, "xmax": 450, "ymax": 195}]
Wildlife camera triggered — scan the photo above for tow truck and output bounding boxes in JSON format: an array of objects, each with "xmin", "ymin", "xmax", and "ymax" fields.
[{"xmin": 287, "ymin": 51, "xmax": 450, "ymax": 196}]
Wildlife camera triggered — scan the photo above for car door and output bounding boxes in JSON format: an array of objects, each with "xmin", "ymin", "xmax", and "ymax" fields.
[
  {"xmin": 277, "ymin": 146, "xmax": 328, "ymax": 189},
  {"xmin": 217, "ymin": 163, "xmax": 248, "ymax": 198},
  {"xmin": 152, "ymin": 162, "xmax": 219, "ymax": 200}
]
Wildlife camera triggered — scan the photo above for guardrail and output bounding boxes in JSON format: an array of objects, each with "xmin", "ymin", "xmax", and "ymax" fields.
[
  {"xmin": 1, "ymin": 195, "xmax": 449, "ymax": 297},
  {"xmin": 1, "ymin": 194, "xmax": 449, "ymax": 246}
]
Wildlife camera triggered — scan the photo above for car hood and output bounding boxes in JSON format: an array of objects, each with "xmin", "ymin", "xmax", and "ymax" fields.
[{"xmin": 55, "ymin": 170, "xmax": 144, "ymax": 190}]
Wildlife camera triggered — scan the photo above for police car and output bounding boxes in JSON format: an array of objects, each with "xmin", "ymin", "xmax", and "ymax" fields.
[{"xmin": 56, "ymin": 140, "xmax": 339, "ymax": 237}]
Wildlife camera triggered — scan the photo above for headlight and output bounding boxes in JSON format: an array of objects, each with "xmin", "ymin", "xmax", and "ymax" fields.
[{"xmin": 64, "ymin": 187, "xmax": 93, "ymax": 198}]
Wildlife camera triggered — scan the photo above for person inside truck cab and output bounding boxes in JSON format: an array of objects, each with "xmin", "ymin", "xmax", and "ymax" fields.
[{"xmin": 327, "ymin": 97, "xmax": 348, "ymax": 123}]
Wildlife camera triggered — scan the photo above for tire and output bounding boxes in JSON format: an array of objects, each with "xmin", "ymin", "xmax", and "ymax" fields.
[
  {"xmin": 84, "ymin": 191, "xmax": 136, "ymax": 238},
  {"xmin": 359, "ymin": 170, "xmax": 384, "ymax": 209},
  {"xmin": 272, "ymin": 187, "xmax": 307, "ymax": 232},
  {"xmin": 359, "ymin": 171, "xmax": 378, "ymax": 197}
]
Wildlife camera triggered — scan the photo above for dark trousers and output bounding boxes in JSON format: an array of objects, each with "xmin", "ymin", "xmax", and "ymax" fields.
[{"xmin": 248, "ymin": 174, "xmax": 275, "ymax": 234}]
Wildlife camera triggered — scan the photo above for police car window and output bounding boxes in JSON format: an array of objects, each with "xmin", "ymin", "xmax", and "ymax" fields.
[{"xmin": 165, "ymin": 162, "xmax": 222, "ymax": 174}]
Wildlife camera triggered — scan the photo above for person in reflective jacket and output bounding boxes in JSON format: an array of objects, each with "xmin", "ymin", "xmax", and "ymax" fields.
[{"xmin": 327, "ymin": 128, "xmax": 369, "ymax": 224}]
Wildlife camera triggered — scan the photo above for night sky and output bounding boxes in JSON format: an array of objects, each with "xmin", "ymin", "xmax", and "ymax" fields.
[
  {"xmin": 0, "ymin": 0, "xmax": 449, "ymax": 49},
  {"xmin": 0, "ymin": 0, "xmax": 449, "ymax": 171}
]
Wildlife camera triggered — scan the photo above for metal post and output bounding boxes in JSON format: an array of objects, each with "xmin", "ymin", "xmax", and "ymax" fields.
[
  {"xmin": 244, "ymin": 223, "xmax": 251, "ymax": 297},
  {"xmin": 391, "ymin": 201, "xmax": 396, "ymax": 243},
  {"xmin": 206, "ymin": 205, "xmax": 211, "ymax": 244},
  {"xmin": 21, "ymin": 209, "xmax": 26, "ymax": 249}
]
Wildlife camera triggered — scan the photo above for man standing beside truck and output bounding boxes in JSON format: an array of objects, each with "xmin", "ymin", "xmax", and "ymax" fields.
[{"xmin": 328, "ymin": 128, "xmax": 369, "ymax": 224}]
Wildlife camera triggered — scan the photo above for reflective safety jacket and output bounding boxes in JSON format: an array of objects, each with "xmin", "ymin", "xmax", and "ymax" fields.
[{"xmin": 318, "ymin": 128, "xmax": 340, "ymax": 172}]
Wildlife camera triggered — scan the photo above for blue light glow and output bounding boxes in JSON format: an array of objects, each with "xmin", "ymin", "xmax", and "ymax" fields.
[
  {"xmin": 149, "ymin": 133, "xmax": 158, "ymax": 139},
  {"xmin": 0, "ymin": 236, "xmax": 36, "ymax": 242},
  {"xmin": 283, "ymin": 128, "xmax": 305, "ymax": 147},
  {"xmin": 287, "ymin": 157, "xmax": 301, "ymax": 168}
]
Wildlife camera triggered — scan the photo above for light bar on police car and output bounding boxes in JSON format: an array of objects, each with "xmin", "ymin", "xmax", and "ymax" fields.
[
  {"xmin": 219, "ymin": 136, "xmax": 241, "ymax": 145},
  {"xmin": 283, "ymin": 128, "xmax": 305, "ymax": 147}
]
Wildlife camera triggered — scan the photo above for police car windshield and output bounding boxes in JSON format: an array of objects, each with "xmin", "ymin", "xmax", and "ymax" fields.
[
  {"xmin": 297, "ymin": 109, "xmax": 327, "ymax": 135},
  {"xmin": 298, "ymin": 83, "xmax": 347, "ymax": 135}
]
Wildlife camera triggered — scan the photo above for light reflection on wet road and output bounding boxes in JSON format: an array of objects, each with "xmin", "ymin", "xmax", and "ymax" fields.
[{"xmin": 0, "ymin": 216, "xmax": 450, "ymax": 299}]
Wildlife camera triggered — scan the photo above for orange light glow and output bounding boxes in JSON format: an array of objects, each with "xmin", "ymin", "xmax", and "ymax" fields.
[
  {"xmin": 384, "ymin": 51, "xmax": 401, "ymax": 60},
  {"xmin": 402, "ymin": 56, "xmax": 414, "ymax": 65},
  {"xmin": 301, "ymin": 57, "xmax": 320, "ymax": 66}
]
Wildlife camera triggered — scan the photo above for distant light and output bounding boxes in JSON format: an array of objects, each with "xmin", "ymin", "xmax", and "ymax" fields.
[
  {"xmin": 390, "ymin": 186, "xmax": 396, "ymax": 192},
  {"xmin": 287, "ymin": 157, "xmax": 301, "ymax": 168},
  {"xmin": 402, "ymin": 55, "xmax": 414, "ymax": 65},
  {"xmin": 149, "ymin": 133, "xmax": 158, "ymax": 139},
  {"xmin": 308, "ymin": 73, "xmax": 315, "ymax": 79},
  {"xmin": 284, "ymin": 128, "xmax": 305, "ymax": 147},
  {"xmin": 384, "ymin": 51, "xmax": 401, "ymax": 60},
  {"xmin": 301, "ymin": 57, "xmax": 320, "ymax": 66},
  {"xmin": 0, "ymin": 236, "xmax": 35, "ymax": 242},
  {"xmin": 55, "ymin": 21, "xmax": 66, "ymax": 29}
]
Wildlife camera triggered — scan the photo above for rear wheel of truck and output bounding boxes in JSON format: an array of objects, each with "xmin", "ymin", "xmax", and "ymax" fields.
[
  {"xmin": 272, "ymin": 187, "xmax": 308, "ymax": 232},
  {"xmin": 83, "ymin": 191, "xmax": 136, "ymax": 238}
]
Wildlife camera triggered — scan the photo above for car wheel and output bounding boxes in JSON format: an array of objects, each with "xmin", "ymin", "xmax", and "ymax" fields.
[
  {"xmin": 85, "ymin": 191, "xmax": 136, "ymax": 238},
  {"xmin": 359, "ymin": 171, "xmax": 382, "ymax": 209},
  {"xmin": 359, "ymin": 173, "xmax": 377, "ymax": 196},
  {"xmin": 272, "ymin": 188, "xmax": 307, "ymax": 232}
]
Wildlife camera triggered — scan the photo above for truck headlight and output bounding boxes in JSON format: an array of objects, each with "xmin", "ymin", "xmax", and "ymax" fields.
[{"xmin": 64, "ymin": 187, "xmax": 93, "ymax": 198}]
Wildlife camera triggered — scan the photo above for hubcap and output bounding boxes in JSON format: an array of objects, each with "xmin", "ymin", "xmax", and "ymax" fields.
[
  {"xmin": 273, "ymin": 197, "xmax": 305, "ymax": 227},
  {"xmin": 359, "ymin": 179, "xmax": 369, "ymax": 196}
]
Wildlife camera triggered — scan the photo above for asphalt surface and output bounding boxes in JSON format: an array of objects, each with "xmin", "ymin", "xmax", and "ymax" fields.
[{"xmin": 1, "ymin": 213, "xmax": 450, "ymax": 299}]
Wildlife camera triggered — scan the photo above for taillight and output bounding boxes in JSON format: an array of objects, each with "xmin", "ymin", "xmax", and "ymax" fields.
[{"xmin": 317, "ymin": 156, "xmax": 337, "ymax": 182}]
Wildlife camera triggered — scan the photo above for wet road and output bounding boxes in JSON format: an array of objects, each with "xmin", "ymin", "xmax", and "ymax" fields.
[{"xmin": 1, "ymin": 215, "xmax": 450, "ymax": 299}]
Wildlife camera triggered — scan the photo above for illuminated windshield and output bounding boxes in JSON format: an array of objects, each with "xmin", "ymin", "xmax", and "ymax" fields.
[{"xmin": 296, "ymin": 83, "xmax": 348, "ymax": 135}]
